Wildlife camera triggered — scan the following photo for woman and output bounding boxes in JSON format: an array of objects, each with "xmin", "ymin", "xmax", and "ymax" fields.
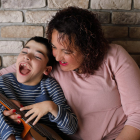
[{"xmin": 1, "ymin": 7, "xmax": 140, "ymax": 140}]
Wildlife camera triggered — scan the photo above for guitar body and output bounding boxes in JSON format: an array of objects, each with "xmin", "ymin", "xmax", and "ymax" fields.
[
  {"xmin": 0, "ymin": 94, "xmax": 63, "ymax": 140},
  {"xmin": 23, "ymin": 128, "xmax": 47, "ymax": 140},
  {"xmin": 23, "ymin": 124, "xmax": 63, "ymax": 140}
]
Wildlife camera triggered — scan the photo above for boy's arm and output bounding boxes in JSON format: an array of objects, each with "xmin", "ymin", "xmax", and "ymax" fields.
[
  {"xmin": 20, "ymin": 100, "xmax": 59, "ymax": 125},
  {"xmin": 20, "ymin": 77, "xmax": 78, "ymax": 135},
  {"xmin": 46, "ymin": 78, "xmax": 78, "ymax": 135}
]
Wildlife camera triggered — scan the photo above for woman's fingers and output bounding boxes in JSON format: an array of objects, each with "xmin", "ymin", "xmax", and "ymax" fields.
[
  {"xmin": 3, "ymin": 109, "xmax": 15, "ymax": 116},
  {"xmin": 2, "ymin": 100, "xmax": 23, "ymax": 124},
  {"xmin": 10, "ymin": 99, "xmax": 21, "ymax": 108},
  {"xmin": 3, "ymin": 109, "xmax": 21, "ymax": 124}
]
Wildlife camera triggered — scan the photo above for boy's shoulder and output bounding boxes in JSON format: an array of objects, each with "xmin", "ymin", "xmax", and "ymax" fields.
[
  {"xmin": 42, "ymin": 76, "xmax": 57, "ymax": 82},
  {"xmin": 0, "ymin": 73, "xmax": 16, "ymax": 86},
  {"xmin": 41, "ymin": 76, "xmax": 60, "ymax": 86},
  {"xmin": 0, "ymin": 73, "xmax": 14, "ymax": 80}
]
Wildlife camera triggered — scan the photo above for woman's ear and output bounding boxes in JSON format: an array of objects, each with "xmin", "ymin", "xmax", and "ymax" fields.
[{"xmin": 43, "ymin": 66, "xmax": 52, "ymax": 75}]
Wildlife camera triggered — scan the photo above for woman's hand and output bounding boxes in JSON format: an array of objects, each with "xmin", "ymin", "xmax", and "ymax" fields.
[
  {"xmin": 3, "ymin": 99, "xmax": 22, "ymax": 124},
  {"xmin": 20, "ymin": 101, "xmax": 58, "ymax": 125},
  {"xmin": 116, "ymin": 125, "xmax": 140, "ymax": 140},
  {"xmin": 7, "ymin": 134, "xmax": 16, "ymax": 140}
]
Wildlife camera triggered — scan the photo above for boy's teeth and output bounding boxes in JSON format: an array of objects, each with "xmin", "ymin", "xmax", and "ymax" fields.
[
  {"xmin": 21, "ymin": 63, "xmax": 28, "ymax": 67},
  {"xmin": 21, "ymin": 63, "xmax": 26, "ymax": 66}
]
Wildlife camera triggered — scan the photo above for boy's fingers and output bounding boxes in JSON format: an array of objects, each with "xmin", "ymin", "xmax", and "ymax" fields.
[
  {"xmin": 33, "ymin": 116, "xmax": 40, "ymax": 125},
  {"xmin": 20, "ymin": 105, "xmax": 32, "ymax": 111},
  {"xmin": 24, "ymin": 109, "xmax": 34, "ymax": 117},
  {"xmin": 25, "ymin": 113, "xmax": 36, "ymax": 124}
]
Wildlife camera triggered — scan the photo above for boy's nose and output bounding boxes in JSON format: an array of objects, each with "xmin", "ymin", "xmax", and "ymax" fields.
[{"xmin": 24, "ymin": 55, "xmax": 30, "ymax": 61}]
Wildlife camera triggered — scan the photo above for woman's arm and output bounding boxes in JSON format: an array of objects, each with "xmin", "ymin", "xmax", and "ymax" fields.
[
  {"xmin": 0, "ymin": 63, "xmax": 16, "ymax": 76},
  {"xmin": 110, "ymin": 44, "xmax": 140, "ymax": 139}
]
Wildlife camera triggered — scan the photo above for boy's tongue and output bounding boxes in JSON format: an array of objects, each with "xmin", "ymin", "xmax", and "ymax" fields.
[{"xmin": 20, "ymin": 66, "xmax": 30, "ymax": 75}]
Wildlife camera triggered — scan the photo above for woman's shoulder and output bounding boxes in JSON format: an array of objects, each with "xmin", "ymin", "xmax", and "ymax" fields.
[
  {"xmin": 0, "ymin": 63, "xmax": 16, "ymax": 76},
  {"xmin": 104, "ymin": 43, "xmax": 130, "ymax": 61},
  {"xmin": 103, "ymin": 43, "xmax": 138, "ymax": 74},
  {"xmin": 107, "ymin": 43, "xmax": 126, "ymax": 55}
]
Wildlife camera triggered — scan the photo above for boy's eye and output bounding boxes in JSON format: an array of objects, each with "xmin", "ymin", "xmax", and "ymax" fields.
[
  {"xmin": 35, "ymin": 56, "xmax": 41, "ymax": 60},
  {"xmin": 22, "ymin": 51, "xmax": 27, "ymax": 54}
]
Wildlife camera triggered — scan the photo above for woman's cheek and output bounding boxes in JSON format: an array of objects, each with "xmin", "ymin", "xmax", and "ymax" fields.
[{"xmin": 52, "ymin": 49, "xmax": 56, "ymax": 57}]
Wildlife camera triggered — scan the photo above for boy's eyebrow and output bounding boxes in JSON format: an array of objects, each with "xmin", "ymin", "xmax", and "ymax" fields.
[
  {"xmin": 36, "ymin": 50, "xmax": 45, "ymax": 57},
  {"xmin": 24, "ymin": 46, "xmax": 30, "ymax": 49},
  {"xmin": 24, "ymin": 46, "xmax": 46, "ymax": 57}
]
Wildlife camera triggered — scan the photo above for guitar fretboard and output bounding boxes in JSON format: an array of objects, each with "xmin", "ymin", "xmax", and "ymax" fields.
[{"xmin": 0, "ymin": 93, "xmax": 55, "ymax": 140}]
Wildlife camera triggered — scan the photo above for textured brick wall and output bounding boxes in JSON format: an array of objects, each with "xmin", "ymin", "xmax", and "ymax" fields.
[{"xmin": 0, "ymin": 0, "xmax": 140, "ymax": 68}]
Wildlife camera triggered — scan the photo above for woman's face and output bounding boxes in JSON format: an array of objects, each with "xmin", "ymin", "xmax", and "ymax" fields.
[{"xmin": 51, "ymin": 29, "xmax": 84, "ymax": 72}]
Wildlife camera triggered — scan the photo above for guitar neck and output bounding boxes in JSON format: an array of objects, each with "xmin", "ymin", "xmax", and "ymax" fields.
[{"xmin": 0, "ymin": 93, "xmax": 54, "ymax": 140}]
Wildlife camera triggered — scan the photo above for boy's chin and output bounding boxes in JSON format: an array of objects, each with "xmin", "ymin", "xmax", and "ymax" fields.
[
  {"xmin": 16, "ymin": 77, "xmax": 25, "ymax": 84},
  {"xmin": 16, "ymin": 74, "xmax": 27, "ymax": 84}
]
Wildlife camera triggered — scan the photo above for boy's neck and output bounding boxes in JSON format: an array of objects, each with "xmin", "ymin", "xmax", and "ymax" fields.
[{"xmin": 13, "ymin": 72, "xmax": 42, "ymax": 86}]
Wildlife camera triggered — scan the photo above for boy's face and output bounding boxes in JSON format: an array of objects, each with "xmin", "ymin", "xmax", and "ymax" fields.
[{"xmin": 16, "ymin": 40, "xmax": 51, "ymax": 86}]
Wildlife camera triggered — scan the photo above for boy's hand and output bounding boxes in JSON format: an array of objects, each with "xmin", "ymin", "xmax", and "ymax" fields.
[{"xmin": 20, "ymin": 101, "xmax": 58, "ymax": 125}]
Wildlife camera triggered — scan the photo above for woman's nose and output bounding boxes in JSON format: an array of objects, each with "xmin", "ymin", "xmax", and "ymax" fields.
[{"xmin": 55, "ymin": 51, "xmax": 63, "ymax": 61}]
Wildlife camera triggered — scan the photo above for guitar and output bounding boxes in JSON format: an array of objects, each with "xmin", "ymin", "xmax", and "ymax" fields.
[{"xmin": 0, "ymin": 93, "xmax": 63, "ymax": 140}]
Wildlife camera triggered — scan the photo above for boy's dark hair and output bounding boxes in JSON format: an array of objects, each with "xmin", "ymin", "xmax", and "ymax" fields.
[
  {"xmin": 47, "ymin": 6, "xmax": 109, "ymax": 75},
  {"xmin": 25, "ymin": 36, "xmax": 56, "ymax": 68}
]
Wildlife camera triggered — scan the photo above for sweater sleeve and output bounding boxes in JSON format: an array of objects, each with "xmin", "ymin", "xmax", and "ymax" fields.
[
  {"xmin": 45, "ymin": 77, "xmax": 78, "ymax": 135},
  {"xmin": 110, "ymin": 44, "xmax": 140, "ymax": 130},
  {"xmin": 0, "ymin": 75, "xmax": 17, "ymax": 140},
  {"xmin": 0, "ymin": 104, "xmax": 15, "ymax": 140},
  {"xmin": 0, "ymin": 64, "xmax": 16, "ymax": 76}
]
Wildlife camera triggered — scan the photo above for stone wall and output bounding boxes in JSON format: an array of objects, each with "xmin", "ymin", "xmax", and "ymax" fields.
[{"xmin": 0, "ymin": 0, "xmax": 140, "ymax": 68}]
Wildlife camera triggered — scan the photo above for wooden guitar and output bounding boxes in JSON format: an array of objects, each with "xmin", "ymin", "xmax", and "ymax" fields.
[{"xmin": 0, "ymin": 93, "xmax": 63, "ymax": 140}]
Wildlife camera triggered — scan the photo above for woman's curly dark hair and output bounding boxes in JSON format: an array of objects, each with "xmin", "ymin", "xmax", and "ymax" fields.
[{"xmin": 47, "ymin": 6, "xmax": 109, "ymax": 75}]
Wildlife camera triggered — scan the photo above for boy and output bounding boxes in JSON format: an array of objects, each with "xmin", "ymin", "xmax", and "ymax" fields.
[{"xmin": 0, "ymin": 36, "xmax": 78, "ymax": 140}]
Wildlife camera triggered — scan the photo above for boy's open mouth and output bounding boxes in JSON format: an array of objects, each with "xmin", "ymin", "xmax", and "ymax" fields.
[{"xmin": 19, "ymin": 63, "xmax": 31, "ymax": 75}]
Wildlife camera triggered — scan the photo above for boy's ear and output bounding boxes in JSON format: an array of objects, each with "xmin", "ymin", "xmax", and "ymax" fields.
[{"xmin": 43, "ymin": 66, "xmax": 52, "ymax": 75}]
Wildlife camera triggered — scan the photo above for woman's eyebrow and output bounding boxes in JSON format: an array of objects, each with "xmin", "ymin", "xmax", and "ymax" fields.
[{"xmin": 51, "ymin": 43, "xmax": 56, "ymax": 47}]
